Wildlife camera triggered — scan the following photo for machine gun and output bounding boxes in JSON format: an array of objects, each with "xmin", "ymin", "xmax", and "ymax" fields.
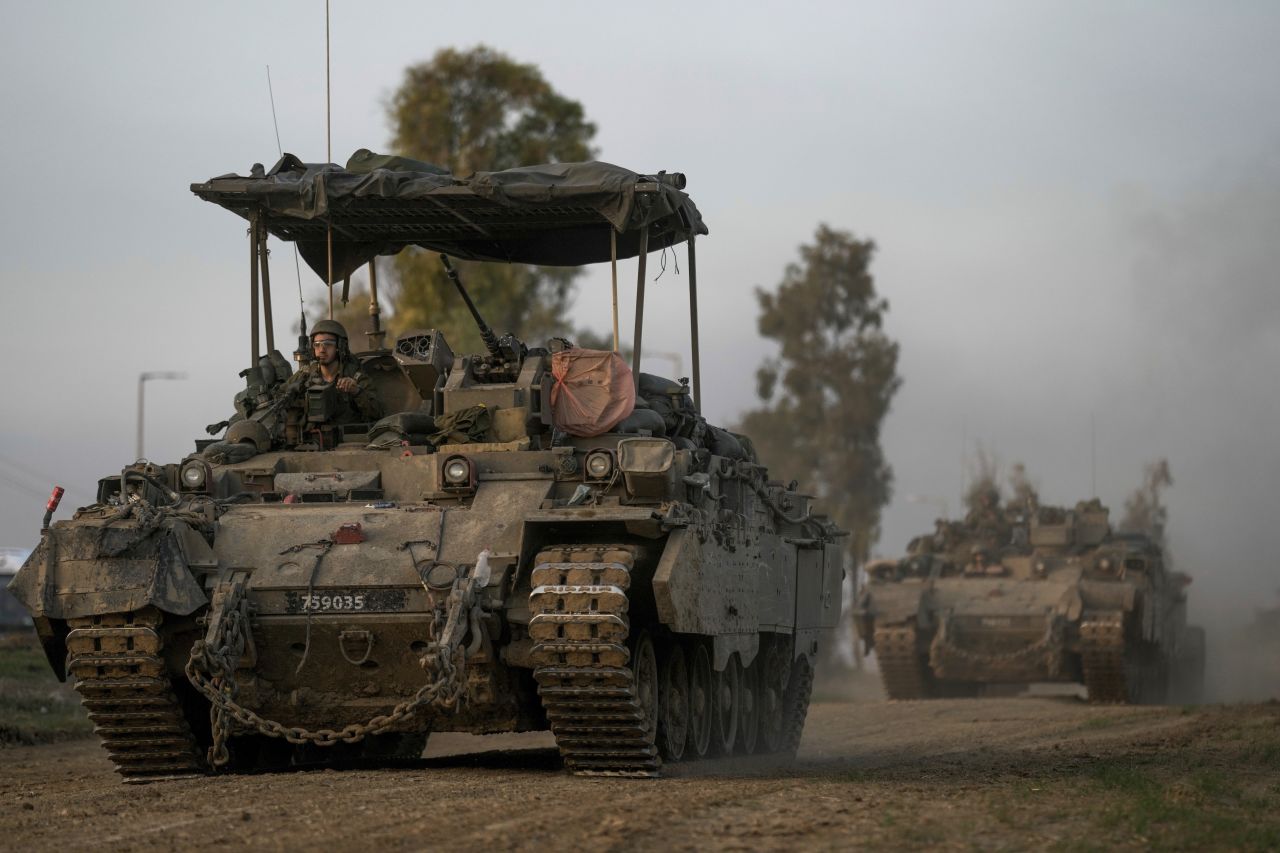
[{"xmin": 439, "ymin": 254, "xmax": 527, "ymax": 382}]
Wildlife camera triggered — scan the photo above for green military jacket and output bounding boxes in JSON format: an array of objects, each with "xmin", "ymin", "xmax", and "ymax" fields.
[{"xmin": 281, "ymin": 356, "xmax": 385, "ymax": 426}]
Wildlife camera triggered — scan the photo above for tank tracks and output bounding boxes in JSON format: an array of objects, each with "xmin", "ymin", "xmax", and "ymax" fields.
[
  {"xmin": 65, "ymin": 609, "xmax": 205, "ymax": 781},
  {"xmin": 873, "ymin": 624, "xmax": 931, "ymax": 700},
  {"xmin": 1079, "ymin": 612, "xmax": 1128, "ymax": 702},
  {"xmin": 529, "ymin": 545, "xmax": 660, "ymax": 777},
  {"xmin": 1079, "ymin": 611, "xmax": 1168, "ymax": 704},
  {"xmin": 780, "ymin": 654, "xmax": 814, "ymax": 754}
]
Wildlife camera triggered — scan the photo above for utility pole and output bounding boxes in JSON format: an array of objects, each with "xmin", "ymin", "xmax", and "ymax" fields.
[{"xmin": 136, "ymin": 372, "xmax": 186, "ymax": 461}]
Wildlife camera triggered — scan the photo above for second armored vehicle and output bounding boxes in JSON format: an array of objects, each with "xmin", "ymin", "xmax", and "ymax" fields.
[{"xmin": 855, "ymin": 500, "xmax": 1204, "ymax": 703}]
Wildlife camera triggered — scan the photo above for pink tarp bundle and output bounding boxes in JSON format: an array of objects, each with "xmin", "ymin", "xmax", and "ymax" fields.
[{"xmin": 549, "ymin": 349, "xmax": 636, "ymax": 437}]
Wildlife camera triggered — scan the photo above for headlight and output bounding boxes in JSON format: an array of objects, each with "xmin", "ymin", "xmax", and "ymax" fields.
[
  {"xmin": 180, "ymin": 460, "xmax": 207, "ymax": 490},
  {"xmin": 584, "ymin": 450, "xmax": 614, "ymax": 480},
  {"xmin": 443, "ymin": 456, "xmax": 471, "ymax": 486},
  {"xmin": 1098, "ymin": 557, "xmax": 1112, "ymax": 571}
]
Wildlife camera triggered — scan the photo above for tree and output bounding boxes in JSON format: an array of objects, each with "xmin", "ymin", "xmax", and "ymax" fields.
[
  {"xmin": 382, "ymin": 46, "xmax": 599, "ymax": 353},
  {"xmin": 737, "ymin": 225, "xmax": 902, "ymax": 566}
]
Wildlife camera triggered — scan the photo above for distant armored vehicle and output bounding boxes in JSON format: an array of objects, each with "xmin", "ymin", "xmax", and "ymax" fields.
[
  {"xmin": 854, "ymin": 501, "xmax": 1204, "ymax": 703},
  {"xmin": 8, "ymin": 153, "xmax": 844, "ymax": 780}
]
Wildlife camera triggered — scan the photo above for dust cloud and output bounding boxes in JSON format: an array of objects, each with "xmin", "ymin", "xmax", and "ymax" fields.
[{"xmin": 1118, "ymin": 154, "xmax": 1280, "ymax": 701}]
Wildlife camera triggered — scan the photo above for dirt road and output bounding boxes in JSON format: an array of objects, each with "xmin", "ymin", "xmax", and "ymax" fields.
[{"xmin": 2, "ymin": 696, "xmax": 1278, "ymax": 851}]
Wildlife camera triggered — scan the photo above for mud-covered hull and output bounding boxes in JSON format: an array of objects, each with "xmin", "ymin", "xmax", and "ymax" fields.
[
  {"xmin": 858, "ymin": 568, "xmax": 1203, "ymax": 703},
  {"xmin": 11, "ymin": 441, "xmax": 844, "ymax": 778}
]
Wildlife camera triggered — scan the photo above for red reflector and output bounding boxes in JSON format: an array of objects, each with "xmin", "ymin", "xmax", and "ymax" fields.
[{"xmin": 334, "ymin": 522, "xmax": 364, "ymax": 544}]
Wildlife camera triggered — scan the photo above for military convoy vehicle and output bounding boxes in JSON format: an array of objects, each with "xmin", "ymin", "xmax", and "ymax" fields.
[
  {"xmin": 7, "ymin": 153, "xmax": 844, "ymax": 780},
  {"xmin": 854, "ymin": 500, "xmax": 1204, "ymax": 703}
]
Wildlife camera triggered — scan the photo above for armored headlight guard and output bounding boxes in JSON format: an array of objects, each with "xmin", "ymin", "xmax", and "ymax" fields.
[
  {"xmin": 1089, "ymin": 554, "xmax": 1124, "ymax": 578},
  {"xmin": 180, "ymin": 459, "xmax": 210, "ymax": 492},
  {"xmin": 584, "ymin": 449, "xmax": 615, "ymax": 481},
  {"xmin": 442, "ymin": 455, "xmax": 476, "ymax": 490}
]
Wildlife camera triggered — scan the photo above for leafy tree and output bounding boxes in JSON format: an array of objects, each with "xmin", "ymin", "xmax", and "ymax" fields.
[
  {"xmin": 737, "ymin": 224, "xmax": 901, "ymax": 566},
  {"xmin": 382, "ymin": 45, "xmax": 599, "ymax": 353}
]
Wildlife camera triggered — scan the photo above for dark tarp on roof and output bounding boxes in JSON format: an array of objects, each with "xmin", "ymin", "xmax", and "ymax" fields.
[{"xmin": 192, "ymin": 150, "xmax": 708, "ymax": 283}]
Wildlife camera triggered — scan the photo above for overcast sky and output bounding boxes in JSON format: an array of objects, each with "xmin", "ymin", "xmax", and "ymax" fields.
[{"xmin": 2, "ymin": 2, "xmax": 1278, "ymax": 662}]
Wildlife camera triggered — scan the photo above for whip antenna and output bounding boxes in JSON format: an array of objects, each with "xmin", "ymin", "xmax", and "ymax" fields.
[
  {"xmin": 267, "ymin": 65, "xmax": 311, "ymax": 363},
  {"xmin": 325, "ymin": 0, "xmax": 334, "ymax": 319}
]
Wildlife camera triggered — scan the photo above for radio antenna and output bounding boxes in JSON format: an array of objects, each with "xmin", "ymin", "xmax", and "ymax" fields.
[
  {"xmin": 1091, "ymin": 412, "xmax": 1097, "ymax": 498},
  {"xmin": 325, "ymin": 0, "xmax": 334, "ymax": 319},
  {"xmin": 267, "ymin": 65, "xmax": 311, "ymax": 362}
]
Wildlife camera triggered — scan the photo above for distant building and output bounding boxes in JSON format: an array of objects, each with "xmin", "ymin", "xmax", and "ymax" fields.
[{"xmin": 0, "ymin": 547, "xmax": 33, "ymax": 629}]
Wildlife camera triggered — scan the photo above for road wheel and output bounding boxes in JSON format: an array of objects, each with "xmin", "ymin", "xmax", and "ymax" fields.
[
  {"xmin": 758, "ymin": 639, "xmax": 791, "ymax": 753},
  {"xmin": 631, "ymin": 630, "xmax": 659, "ymax": 745},
  {"xmin": 686, "ymin": 642, "xmax": 713, "ymax": 759},
  {"xmin": 736, "ymin": 655, "xmax": 760, "ymax": 754},
  {"xmin": 709, "ymin": 654, "xmax": 740, "ymax": 756},
  {"xmin": 656, "ymin": 641, "xmax": 689, "ymax": 761},
  {"xmin": 780, "ymin": 655, "xmax": 814, "ymax": 756}
]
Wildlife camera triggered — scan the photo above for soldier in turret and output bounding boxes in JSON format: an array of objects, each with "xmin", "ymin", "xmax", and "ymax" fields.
[
  {"xmin": 965, "ymin": 486, "xmax": 1011, "ymax": 548},
  {"xmin": 280, "ymin": 320, "xmax": 384, "ymax": 426}
]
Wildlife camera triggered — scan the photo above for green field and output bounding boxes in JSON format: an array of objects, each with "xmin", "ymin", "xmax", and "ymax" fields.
[{"xmin": 0, "ymin": 632, "xmax": 92, "ymax": 745}]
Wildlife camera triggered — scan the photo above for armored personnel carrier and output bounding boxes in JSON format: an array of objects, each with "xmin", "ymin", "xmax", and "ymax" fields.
[
  {"xmin": 7, "ymin": 153, "xmax": 844, "ymax": 780},
  {"xmin": 854, "ymin": 500, "xmax": 1204, "ymax": 703}
]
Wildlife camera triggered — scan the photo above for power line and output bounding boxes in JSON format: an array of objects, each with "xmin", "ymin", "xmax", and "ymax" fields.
[
  {"xmin": 0, "ymin": 450, "xmax": 68, "ymax": 490},
  {"xmin": 0, "ymin": 470, "xmax": 51, "ymax": 502}
]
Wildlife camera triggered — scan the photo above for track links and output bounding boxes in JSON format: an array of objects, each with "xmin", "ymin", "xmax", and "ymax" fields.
[
  {"xmin": 874, "ymin": 624, "xmax": 931, "ymax": 700},
  {"xmin": 1079, "ymin": 611, "xmax": 1129, "ymax": 703},
  {"xmin": 65, "ymin": 609, "xmax": 204, "ymax": 781},
  {"xmin": 529, "ymin": 545, "xmax": 660, "ymax": 778}
]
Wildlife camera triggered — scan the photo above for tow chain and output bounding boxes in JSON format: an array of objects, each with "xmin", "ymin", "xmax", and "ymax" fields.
[
  {"xmin": 185, "ymin": 573, "xmax": 473, "ymax": 768},
  {"xmin": 929, "ymin": 613, "xmax": 1064, "ymax": 678}
]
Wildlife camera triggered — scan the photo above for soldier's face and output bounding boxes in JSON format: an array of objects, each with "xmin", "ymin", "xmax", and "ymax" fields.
[{"xmin": 312, "ymin": 335, "xmax": 339, "ymax": 365}]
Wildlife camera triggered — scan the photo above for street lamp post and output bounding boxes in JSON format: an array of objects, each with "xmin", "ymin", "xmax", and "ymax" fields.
[{"xmin": 136, "ymin": 371, "xmax": 187, "ymax": 461}]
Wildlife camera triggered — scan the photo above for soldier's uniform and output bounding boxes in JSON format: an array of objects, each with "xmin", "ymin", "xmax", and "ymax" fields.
[
  {"xmin": 964, "ymin": 488, "xmax": 1011, "ymax": 549},
  {"xmin": 280, "ymin": 356, "xmax": 384, "ymax": 426},
  {"xmin": 278, "ymin": 320, "xmax": 385, "ymax": 428}
]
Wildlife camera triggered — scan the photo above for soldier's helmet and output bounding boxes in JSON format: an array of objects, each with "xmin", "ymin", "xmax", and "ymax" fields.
[
  {"xmin": 310, "ymin": 319, "xmax": 350, "ymax": 357},
  {"xmin": 310, "ymin": 319, "xmax": 349, "ymax": 343}
]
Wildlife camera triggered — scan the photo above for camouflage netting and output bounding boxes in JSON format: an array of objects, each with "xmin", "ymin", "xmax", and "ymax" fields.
[{"xmin": 192, "ymin": 150, "xmax": 708, "ymax": 282}]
